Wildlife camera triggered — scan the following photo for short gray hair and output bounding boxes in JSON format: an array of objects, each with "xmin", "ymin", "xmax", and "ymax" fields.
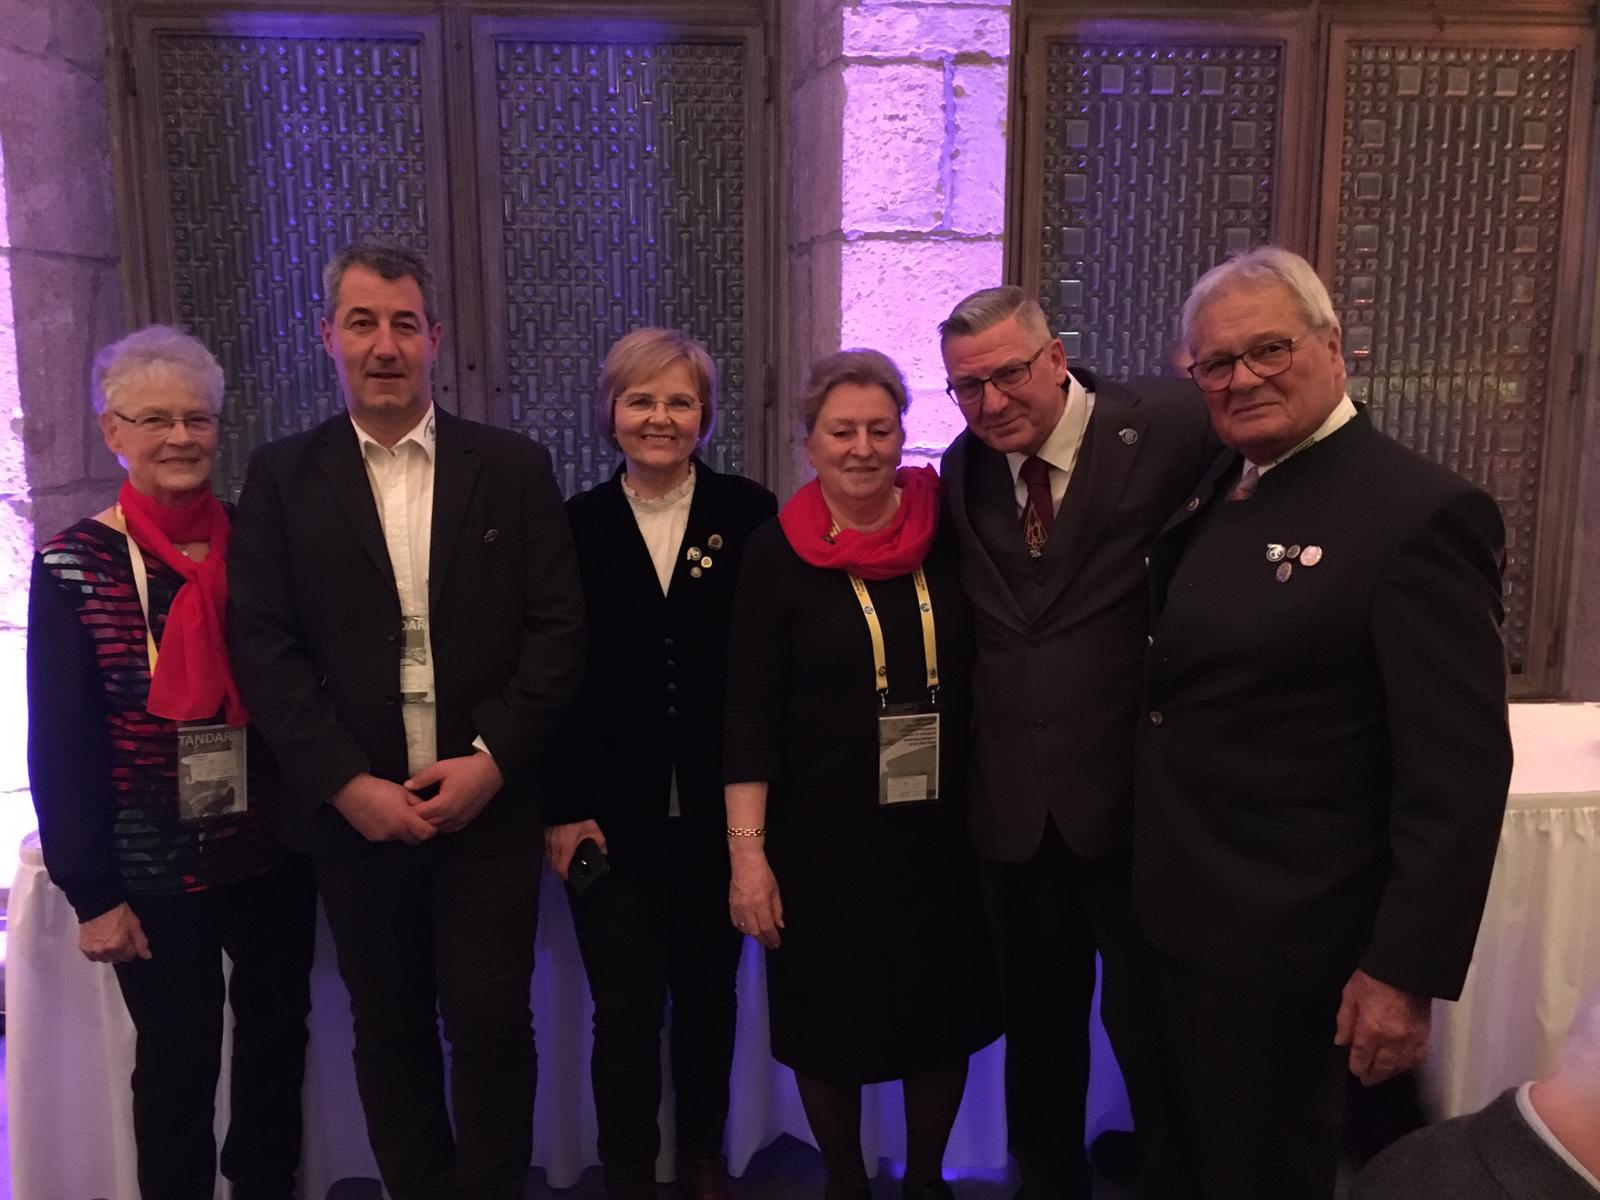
[
  {"xmin": 1181, "ymin": 247, "xmax": 1338, "ymax": 350},
  {"xmin": 801, "ymin": 349, "xmax": 910, "ymax": 434},
  {"xmin": 1555, "ymin": 986, "xmax": 1600, "ymax": 1095},
  {"xmin": 939, "ymin": 285, "xmax": 1052, "ymax": 345},
  {"xmin": 322, "ymin": 240, "xmax": 441, "ymax": 327},
  {"xmin": 92, "ymin": 325, "xmax": 225, "ymax": 415}
]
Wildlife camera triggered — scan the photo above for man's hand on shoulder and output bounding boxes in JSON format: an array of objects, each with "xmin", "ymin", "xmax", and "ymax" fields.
[
  {"xmin": 407, "ymin": 751, "xmax": 504, "ymax": 835},
  {"xmin": 1335, "ymin": 967, "xmax": 1431, "ymax": 1086},
  {"xmin": 332, "ymin": 772, "xmax": 438, "ymax": 844}
]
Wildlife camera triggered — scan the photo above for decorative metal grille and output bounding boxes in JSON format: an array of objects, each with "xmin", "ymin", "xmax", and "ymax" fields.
[
  {"xmin": 1330, "ymin": 44, "xmax": 1578, "ymax": 673},
  {"xmin": 489, "ymin": 39, "xmax": 748, "ymax": 496},
  {"xmin": 153, "ymin": 32, "xmax": 438, "ymax": 498},
  {"xmin": 1038, "ymin": 40, "xmax": 1283, "ymax": 375}
]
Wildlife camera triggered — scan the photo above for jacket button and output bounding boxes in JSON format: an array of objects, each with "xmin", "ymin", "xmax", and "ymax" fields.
[
  {"xmin": 1032, "ymin": 718, "xmax": 1046, "ymax": 732},
  {"xmin": 1027, "ymin": 635, "xmax": 1040, "ymax": 648},
  {"xmin": 666, "ymin": 682, "xmax": 677, "ymax": 693},
  {"xmin": 666, "ymin": 706, "xmax": 677, "ymax": 717},
  {"xmin": 664, "ymin": 638, "xmax": 676, "ymax": 648},
  {"xmin": 386, "ymin": 631, "xmax": 397, "ymax": 644},
  {"xmin": 1148, "ymin": 710, "xmax": 1163, "ymax": 725},
  {"xmin": 665, "ymin": 659, "xmax": 676, "ymax": 670},
  {"xmin": 1146, "ymin": 635, "xmax": 1154, "ymax": 646},
  {"xmin": 385, "ymin": 694, "xmax": 398, "ymax": 708}
]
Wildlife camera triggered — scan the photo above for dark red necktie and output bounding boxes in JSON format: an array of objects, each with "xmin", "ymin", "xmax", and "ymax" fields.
[{"xmin": 1019, "ymin": 455, "xmax": 1054, "ymax": 557}]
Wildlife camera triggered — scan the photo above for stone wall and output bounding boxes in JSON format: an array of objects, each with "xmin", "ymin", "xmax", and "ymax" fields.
[
  {"xmin": 0, "ymin": 0, "xmax": 124, "ymax": 828},
  {"xmin": 784, "ymin": 0, "xmax": 1011, "ymax": 485}
]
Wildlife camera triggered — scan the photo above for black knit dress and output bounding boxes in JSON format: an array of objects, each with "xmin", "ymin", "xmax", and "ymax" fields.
[{"xmin": 723, "ymin": 517, "xmax": 1000, "ymax": 1085}]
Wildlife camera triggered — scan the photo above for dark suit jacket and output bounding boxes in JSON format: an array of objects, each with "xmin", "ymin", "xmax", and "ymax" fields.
[
  {"xmin": 543, "ymin": 462, "xmax": 776, "ymax": 873},
  {"xmin": 940, "ymin": 369, "xmax": 1216, "ymax": 862},
  {"xmin": 227, "ymin": 409, "xmax": 586, "ymax": 858},
  {"xmin": 1136, "ymin": 410, "xmax": 1511, "ymax": 997},
  {"xmin": 1351, "ymin": 1089, "xmax": 1598, "ymax": 1200}
]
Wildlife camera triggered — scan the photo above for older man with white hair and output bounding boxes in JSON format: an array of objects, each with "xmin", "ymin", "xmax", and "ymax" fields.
[
  {"xmin": 1135, "ymin": 247, "xmax": 1512, "ymax": 1199},
  {"xmin": 1353, "ymin": 987, "xmax": 1600, "ymax": 1197}
]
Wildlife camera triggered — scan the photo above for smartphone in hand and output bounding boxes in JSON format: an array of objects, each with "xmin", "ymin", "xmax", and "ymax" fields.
[{"xmin": 569, "ymin": 836, "xmax": 610, "ymax": 897}]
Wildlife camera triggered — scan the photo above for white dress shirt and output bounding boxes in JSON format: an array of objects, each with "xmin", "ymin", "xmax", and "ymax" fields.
[
  {"xmin": 1005, "ymin": 374, "xmax": 1096, "ymax": 518},
  {"xmin": 622, "ymin": 465, "xmax": 696, "ymax": 595},
  {"xmin": 1250, "ymin": 394, "xmax": 1358, "ymax": 476},
  {"xmin": 353, "ymin": 406, "xmax": 439, "ymax": 777}
]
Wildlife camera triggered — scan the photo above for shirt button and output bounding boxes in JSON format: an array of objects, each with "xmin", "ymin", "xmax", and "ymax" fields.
[
  {"xmin": 1148, "ymin": 711, "xmax": 1163, "ymax": 726},
  {"xmin": 1032, "ymin": 718, "xmax": 1046, "ymax": 732}
]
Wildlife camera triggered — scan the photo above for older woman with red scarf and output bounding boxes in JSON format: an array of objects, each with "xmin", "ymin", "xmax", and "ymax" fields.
[
  {"xmin": 723, "ymin": 350, "xmax": 999, "ymax": 1200},
  {"xmin": 26, "ymin": 325, "xmax": 315, "ymax": 1200}
]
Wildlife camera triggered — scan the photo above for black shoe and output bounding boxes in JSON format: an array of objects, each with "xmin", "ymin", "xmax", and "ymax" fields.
[
  {"xmin": 823, "ymin": 1181, "xmax": 872, "ymax": 1200},
  {"xmin": 1089, "ymin": 1129, "xmax": 1142, "ymax": 1190},
  {"xmin": 901, "ymin": 1180, "xmax": 954, "ymax": 1200}
]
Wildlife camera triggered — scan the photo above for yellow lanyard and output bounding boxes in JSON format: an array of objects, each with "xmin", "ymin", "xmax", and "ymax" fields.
[
  {"xmin": 846, "ymin": 568, "xmax": 939, "ymax": 704},
  {"xmin": 109, "ymin": 505, "xmax": 161, "ymax": 675}
]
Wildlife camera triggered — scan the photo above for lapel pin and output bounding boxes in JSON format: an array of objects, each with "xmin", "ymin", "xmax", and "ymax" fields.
[
  {"xmin": 1300, "ymin": 545, "xmax": 1323, "ymax": 567},
  {"xmin": 1119, "ymin": 427, "xmax": 1138, "ymax": 445},
  {"xmin": 686, "ymin": 546, "xmax": 702, "ymax": 561},
  {"xmin": 690, "ymin": 566, "xmax": 703, "ymax": 578},
  {"xmin": 1275, "ymin": 561, "xmax": 1293, "ymax": 583},
  {"xmin": 1286, "ymin": 544, "xmax": 1302, "ymax": 560},
  {"xmin": 482, "ymin": 529, "xmax": 499, "ymax": 544},
  {"xmin": 700, "ymin": 556, "xmax": 713, "ymax": 569},
  {"xmin": 708, "ymin": 533, "xmax": 724, "ymax": 550},
  {"xmin": 1266, "ymin": 543, "xmax": 1286, "ymax": 563}
]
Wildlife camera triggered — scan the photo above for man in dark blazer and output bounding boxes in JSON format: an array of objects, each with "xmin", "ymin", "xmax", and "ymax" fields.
[
  {"xmin": 228, "ymin": 241, "xmax": 585, "ymax": 1200},
  {"xmin": 1137, "ymin": 246, "xmax": 1511, "ymax": 1199},
  {"xmin": 938, "ymin": 286, "xmax": 1215, "ymax": 1199}
]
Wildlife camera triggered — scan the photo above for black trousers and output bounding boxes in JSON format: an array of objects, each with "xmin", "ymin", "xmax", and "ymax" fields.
[
  {"xmin": 978, "ymin": 819, "xmax": 1164, "ymax": 1200},
  {"xmin": 1147, "ymin": 944, "xmax": 1348, "ymax": 1200},
  {"xmin": 113, "ymin": 859, "xmax": 317, "ymax": 1200},
  {"xmin": 567, "ymin": 836, "xmax": 744, "ymax": 1192},
  {"xmin": 316, "ymin": 838, "xmax": 544, "ymax": 1200}
]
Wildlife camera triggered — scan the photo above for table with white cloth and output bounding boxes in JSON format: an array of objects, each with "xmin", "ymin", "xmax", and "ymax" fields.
[
  {"xmin": 1424, "ymin": 701, "xmax": 1600, "ymax": 1118},
  {"xmin": 6, "ymin": 829, "xmax": 1133, "ymax": 1200}
]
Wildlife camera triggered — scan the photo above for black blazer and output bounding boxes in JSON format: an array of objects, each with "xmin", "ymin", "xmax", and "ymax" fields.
[
  {"xmin": 227, "ymin": 409, "xmax": 587, "ymax": 858},
  {"xmin": 1135, "ymin": 411, "xmax": 1511, "ymax": 998},
  {"xmin": 940, "ymin": 370, "xmax": 1216, "ymax": 862},
  {"xmin": 544, "ymin": 461, "xmax": 776, "ymax": 872}
]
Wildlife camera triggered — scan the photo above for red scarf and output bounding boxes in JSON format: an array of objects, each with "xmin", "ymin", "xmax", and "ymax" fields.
[
  {"xmin": 779, "ymin": 465, "xmax": 941, "ymax": 580},
  {"xmin": 117, "ymin": 480, "xmax": 250, "ymax": 726}
]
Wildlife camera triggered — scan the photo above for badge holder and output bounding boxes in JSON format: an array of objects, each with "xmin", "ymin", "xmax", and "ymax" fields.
[{"xmin": 848, "ymin": 568, "xmax": 942, "ymax": 807}]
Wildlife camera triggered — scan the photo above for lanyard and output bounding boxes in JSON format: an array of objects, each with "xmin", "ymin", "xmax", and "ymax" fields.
[
  {"xmin": 845, "ymin": 568, "xmax": 939, "ymax": 705},
  {"xmin": 109, "ymin": 505, "xmax": 161, "ymax": 675}
]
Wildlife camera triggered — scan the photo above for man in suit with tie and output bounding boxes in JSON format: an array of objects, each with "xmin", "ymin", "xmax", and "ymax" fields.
[
  {"xmin": 228, "ymin": 241, "xmax": 586, "ymax": 1200},
  {"xmin": 938, "ymin": 286, "xmax": 1215, "ymax": 1198},
  {"xmin": 1137, "ymin": 247, "xmax": 1511, "ymax": 1199}
]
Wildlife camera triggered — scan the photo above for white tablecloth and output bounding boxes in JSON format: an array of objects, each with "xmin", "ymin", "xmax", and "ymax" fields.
[
  {"xmin": 6, "ymin": 832, "xmax": 1133, "ymax": 1200},
  {"xmin": 1425, "ymin": 702, "xmax": 1600, "ymax": 1117}
]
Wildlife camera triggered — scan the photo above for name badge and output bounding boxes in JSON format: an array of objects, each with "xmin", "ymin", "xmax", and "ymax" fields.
[
  {"xmin": 399, "ymin": 612, "xmax": 435, "ymax": 704},
  {"xmin": 177, "ymin": 722, "xmax": 248, "ymax": 822},
  {"xmin": 877, "ymin": 704, "xmax": 941, "ymax": 806}
]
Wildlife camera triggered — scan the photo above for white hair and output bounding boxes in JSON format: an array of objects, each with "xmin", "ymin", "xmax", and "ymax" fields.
[
  {"xmin": 1181, "ymin": 246, "xmax": 1339, "ymax": 351},
  {"xmin": 91, "ymin": 325, "xmax": 225, "ymax": 415}
]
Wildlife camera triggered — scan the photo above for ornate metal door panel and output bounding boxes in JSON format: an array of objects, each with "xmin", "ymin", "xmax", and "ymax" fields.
[
  {"xmin": 473, "ymin": 17, "xmax": 766, "ymax": 497},
  {"xmin": 1320, "ymin": 24, "xmax": 1595, "ymax": 682},
  {"xmin": 127, "ymin": 14, "xmax": 456, "ymax": 499},
  {"xmin": 1017, "ymin": 18, "xmax": 1313, "ymax": 377}
]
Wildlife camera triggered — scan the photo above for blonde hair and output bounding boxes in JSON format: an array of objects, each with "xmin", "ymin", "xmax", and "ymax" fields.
[
  {"xmin": 598, "ymin": 328, "xmax": 717, "ymax": 449},
  {"xmin": 800, "ymin": 349, "xmax": 910, "ymax": 434}
]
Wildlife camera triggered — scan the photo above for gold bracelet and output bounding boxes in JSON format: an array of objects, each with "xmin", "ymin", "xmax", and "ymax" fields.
[{"xmin": 726, "ymin": 826, "xmax": 766, "ymax": 838}]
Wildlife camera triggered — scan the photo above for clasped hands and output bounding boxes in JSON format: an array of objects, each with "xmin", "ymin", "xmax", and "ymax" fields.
[{"xmin": 332, "ymin": 752, "xmax": 504, "ymax": 844}]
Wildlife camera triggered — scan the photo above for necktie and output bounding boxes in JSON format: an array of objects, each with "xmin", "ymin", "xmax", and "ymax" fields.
[
  {"xmin": 1019, "ymin": 455, "xmax": 1054, "ymax": 558},
  {"xmin": 1228, "ymin": 463, "xmax": 1260, "ymax": 502}
]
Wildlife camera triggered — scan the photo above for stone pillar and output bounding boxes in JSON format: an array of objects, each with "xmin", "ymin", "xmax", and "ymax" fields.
[
  {"xmin": 784, "ymin": 0, "xmax": 1011, "ymax": 488},
  {"xmin": 0, "ymin": 0, "xmax": 125, "ymax": 851}
]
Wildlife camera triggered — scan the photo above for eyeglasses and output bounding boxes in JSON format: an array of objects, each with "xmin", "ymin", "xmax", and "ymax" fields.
[
  {"xmin": 111, "ymin": 411, "xmax": 219, "ymax": 435},
  {"xmin": 945, "ymin": 343, "xmax": 1051, "ymax": 408},
  {"xmin": 618, "ymin": 395, "xmax": 701, "ymax": 417},
  {"xmin": 1186, "ymin": 333, "xmax": 1311, "ymax": 392}
]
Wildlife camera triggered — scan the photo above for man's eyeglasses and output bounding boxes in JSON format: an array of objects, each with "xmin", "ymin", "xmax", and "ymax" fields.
[
  {"xmin": 111, "ymin": 411, "xmax": 219, "ymax": 435},
  {"xmin": 619, "ymin": 395, "xmax": 701, "ymax": 417},
  {"xmin": 1186, "ymin": 333, "xmax": 1311, "ymax": 392},
  {"xmin": 945, "ymin": 343, "xmax": 1051, "ymax": 408}
]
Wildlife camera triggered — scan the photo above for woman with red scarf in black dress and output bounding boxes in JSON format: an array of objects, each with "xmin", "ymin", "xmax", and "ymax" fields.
[
  {"xmin": 26, "ymin": 325, "xmax": 314, "ymax": 1200},
  {"xmin": 723, "ymin": 350, "xmax": 1000, "ymax": 1200}
]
